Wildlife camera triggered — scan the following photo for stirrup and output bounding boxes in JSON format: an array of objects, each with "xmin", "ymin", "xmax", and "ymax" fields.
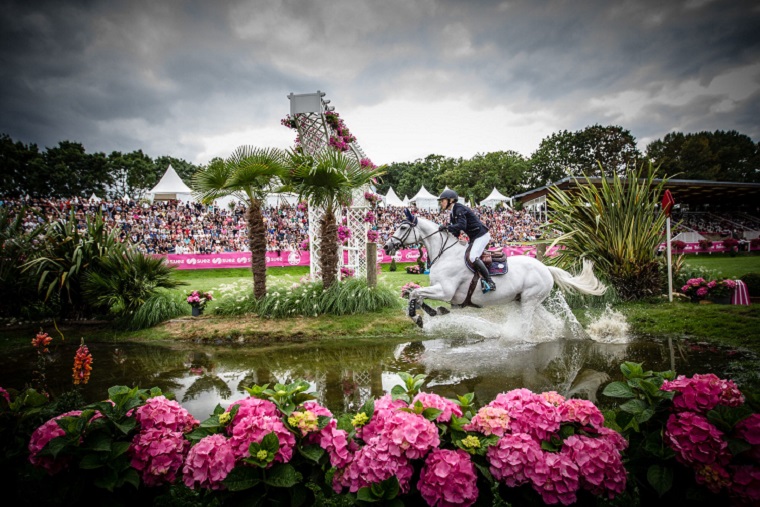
[{"xmin": 480, "ymin": 279, "xmax": 494, "ymax": 294}]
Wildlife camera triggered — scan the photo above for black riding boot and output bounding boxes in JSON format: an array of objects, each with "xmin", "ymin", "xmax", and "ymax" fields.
[{"xmin": 473, "ymin": 258, "xmax": 496, "ymax": 293}]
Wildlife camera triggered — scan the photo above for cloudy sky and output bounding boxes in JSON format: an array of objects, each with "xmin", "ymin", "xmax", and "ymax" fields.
[{"xmin": 1, "ymin": 0, "xmax": 758, "ymax": 167}]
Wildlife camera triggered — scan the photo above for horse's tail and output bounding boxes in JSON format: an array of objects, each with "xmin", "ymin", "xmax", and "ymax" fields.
[{"xmin": 546, "ymin": 260, "xmax": 607, "ymax": 296}]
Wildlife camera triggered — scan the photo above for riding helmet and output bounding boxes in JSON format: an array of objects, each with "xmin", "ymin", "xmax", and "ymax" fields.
[{"xmin": 437, "ymin": 189, "xmax": 458, "ymax": 201}]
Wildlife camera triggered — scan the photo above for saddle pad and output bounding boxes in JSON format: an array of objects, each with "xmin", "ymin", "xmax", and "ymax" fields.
[{"xmin": 465, "ymin": 250, "xmax": 508, "ymax": 277}]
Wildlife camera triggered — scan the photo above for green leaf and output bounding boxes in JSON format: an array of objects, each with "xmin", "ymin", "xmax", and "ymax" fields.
[
  {"xmin": 421, "ymin": 408, "xmax": 443, "ymax": 421},
  {"xmin": 541, "ymin": 440, "xmax": 559, "ymax": 452},
  {"xmin": 638, "ymin": 379, "xmax": 661, "ymax": 397},
  {"xmin": 263, "ymin": 463, "xmax": 300, "ymax": 488},
  {"xmin": 84, "ymin": 433, "xmax": 112, "ymax": 452},
  {"xmin": 110, "ymin": 441, "xmax": 131, "ymax": 458},
  {"xmin": 474, "ymin": 462, "xmax": 494, "ymax": 484},
  {"xmin": 199, "ymin": 415, "xmax": 221, "ymax": 428},
  {"xmin": 647, "ymin": 464, "xmax": 673, "ymax": 497},
  {"xmin": 113, "ymin": 418, "xmax": 136, "ymax": 435},
  {"xmin": 620, "ymin": 399, "xmax": 647, "ymax": 415},
  {"xmin": 261, "ymin": 432, "xmax": 280, "ymax": 454},
  {"xmin": 337, "ymin": 413, "xmax": 354, "ymax": 433},
  {"xmin": 224, "ymin": 466, "xmax": 261, "ymax": 491},
  {"xmin": 360, "ymin": 398, "xmax": 375, "ymax": 419},
  {"xmin": 602, "ymin": 381, "xmax": 634, "ymax": 399},
  {"xmin": 391, "ymin": 385, "xmax": 407, "ymax": 399},
  {"xmin": 122, "ymin": 468, "xmax": 140, "ymax": 490},
  {"xmin": 728, "ymin": 437, "xmax": 752, "ymax": 456},
  {"xmin": 357, "ymin": 486, "xmax": 381, "ymax": 502},
  {"xmin": 298, "ymin": 444, "xmax": 325, "ymax": 463},
  {"xmin": 79, "ymin": 454, "xmax": 104, "ymax": 470},
  {"xmin": 635, "ymin": 408, "xmax": 655, "ymax": 424},
  {"xmin": 317, "ymin": 415, "xmax": 332, "ymax": 430}
]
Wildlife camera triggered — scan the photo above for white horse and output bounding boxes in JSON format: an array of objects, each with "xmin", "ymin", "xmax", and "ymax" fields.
[{"xmin": 383, "ymin": 213, "xmax": 606, "ymax": 336}]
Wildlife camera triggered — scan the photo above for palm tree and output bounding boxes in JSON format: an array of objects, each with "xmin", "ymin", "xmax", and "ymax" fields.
[
  {"xmin": 284, "ymin": 149, "xmax": 384, "ymax": 289},
  {"xmin": 193, "ymin": 146, "xmax": 287, "ymax": 299}
]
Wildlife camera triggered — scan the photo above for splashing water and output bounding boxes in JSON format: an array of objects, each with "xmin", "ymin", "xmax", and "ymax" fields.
[{"xmin": 585, "ymin": 305, "xmax": 630, "ymax": 344}]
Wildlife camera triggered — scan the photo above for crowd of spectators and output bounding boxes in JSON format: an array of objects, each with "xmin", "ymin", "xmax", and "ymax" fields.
[
  {"xmin": 671, "ymin": 211, "xmax": 759, "ymax": 239},
  {"xmin": 2, "ymin": 196, "xmax": 548, "ymax": 254}
]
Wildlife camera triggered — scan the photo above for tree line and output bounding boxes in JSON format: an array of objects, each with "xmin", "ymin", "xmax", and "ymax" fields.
[{"xmin": 1, "ymin": 125, "xmax": 758, "ymax": 202}]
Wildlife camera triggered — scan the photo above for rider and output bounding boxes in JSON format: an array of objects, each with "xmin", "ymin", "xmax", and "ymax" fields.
[{"xmin": 437, "ymin": 189, "xmax": 496, "ymax": 293}]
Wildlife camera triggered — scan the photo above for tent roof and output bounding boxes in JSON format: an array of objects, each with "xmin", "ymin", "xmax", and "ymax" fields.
[
  {"xmin": 410, "ymin": 185, "xmax": 437, "ymax": 201},
  {"xmin": 88, "ymin": 193, "xmax": 101, "ymax": 202},
  {"xmin": 385, "ymin": 186, "xmax": 404, "ymax": 206},
  {"xmin": 149, "ymin": 164, "xmax": 193, "ymax": 194},
  {"xmin": 402, "ymin": 195, "xmax": 410, "ymax": 205},
  {"xmin": 482, "ymin": 187, "xmax": 509, "ymax": 201}
]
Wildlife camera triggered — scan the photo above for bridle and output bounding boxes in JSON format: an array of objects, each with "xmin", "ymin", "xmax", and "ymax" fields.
[{"xmin": 387, "ymin": 219, "xmax": 459, "ymax": 268}]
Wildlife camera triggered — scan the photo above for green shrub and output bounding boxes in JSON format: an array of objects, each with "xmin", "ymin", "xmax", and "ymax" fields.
[
  {"xmin": 124, "ymin": 290, "xmax": 189, "ymax": 330},
  {"xmin": 740, "ymin": 272, "xmax": 760, "ymax": 297},
  {"xmin": 214, "ymin": 277, "xmax": 400, "ymax": 318},
  {"xmin": 389, "ymin": 258, "xmax": 397, "ymax": 272}
]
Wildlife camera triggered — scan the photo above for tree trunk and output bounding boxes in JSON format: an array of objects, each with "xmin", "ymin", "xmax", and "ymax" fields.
[
  {"xmin": 247, "ymin": 200, "xmax": 267, "ymax": 299},
  {"xmin": 320, "ymin": 207, "xmax": 339, "ymax": 289}
]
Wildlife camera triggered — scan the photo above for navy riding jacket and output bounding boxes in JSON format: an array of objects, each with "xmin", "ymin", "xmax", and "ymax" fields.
[{"xmin": 445, "ymin": 202, "xmax": 488, "ymax": 241}]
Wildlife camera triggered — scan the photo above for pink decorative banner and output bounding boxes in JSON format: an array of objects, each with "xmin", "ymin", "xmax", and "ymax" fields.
[
  {"xmin": 161, "ymin": 245, "xmax": 561, "ymax": 270},
  {"xmin": 664, "ymin": 241, "xmax": 759, "ymax": 254}
]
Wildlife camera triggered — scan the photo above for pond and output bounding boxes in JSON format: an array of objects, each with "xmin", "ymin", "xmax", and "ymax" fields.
[{"xmin": 1, "ymin": 323, "xmax": 753, "ymax": 420}]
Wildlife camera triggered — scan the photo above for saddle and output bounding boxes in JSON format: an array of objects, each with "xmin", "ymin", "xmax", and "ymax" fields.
[{"xmin": 454, "ymin": 245, "xmax": 509, "ymax": 309}]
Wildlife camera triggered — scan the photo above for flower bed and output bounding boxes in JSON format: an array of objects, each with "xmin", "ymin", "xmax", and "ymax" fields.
[{"xmin": 3, "ymin": 363, "xmax": 758, "ymax": 505}]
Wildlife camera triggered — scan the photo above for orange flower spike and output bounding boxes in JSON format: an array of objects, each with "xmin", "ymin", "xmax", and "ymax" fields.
[
  {"xmin": 72, "ymin": 339, "xmax": 93, "ymax": 385},
  {"xmin": 32, "ymin": 331, "xmax": 53, "ymax": 353}
]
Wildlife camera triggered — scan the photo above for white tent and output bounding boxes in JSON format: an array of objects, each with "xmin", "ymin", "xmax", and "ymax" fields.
[
  {"xmin": 265, "ymin": 192, "xmax": 299, "ymax": 208},
  {"xmin": 410, "ymin": 185, "xmax": 439, "ymax": 211},
  {"xmin": 402, "ymin": 195, "xmax": 410, "ymax": 206},
  {"xmin": 384, "ymin": 187, "xmax": 404, "ymax": 207},
  {"xmin": 148, "ymin": 164, "xmax": 193, "ymax": 202},
  {"xmin": 88, "ymin": 193, "xmax": 101, "ymax": 203},
  {"xmin": 479, "ymin": 187, "xmax": 513, "ymax": 208}
]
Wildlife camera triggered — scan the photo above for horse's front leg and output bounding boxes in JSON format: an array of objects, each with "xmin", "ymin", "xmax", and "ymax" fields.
[{"xmin": 409, "ymin": 284, "xmax": 452, "ymax": 327}]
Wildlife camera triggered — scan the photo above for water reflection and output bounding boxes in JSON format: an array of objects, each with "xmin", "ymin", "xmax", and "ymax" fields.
[{"xmin": 0, "ymin": 336, "xmax": 750, "ymax": 419}]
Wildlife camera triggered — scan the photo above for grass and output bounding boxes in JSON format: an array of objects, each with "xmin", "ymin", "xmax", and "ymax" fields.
[{"xmin": 680, "ymin": 252, "xmax": 760, "ymax": 279}]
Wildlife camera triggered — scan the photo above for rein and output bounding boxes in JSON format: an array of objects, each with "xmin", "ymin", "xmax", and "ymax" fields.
[{"xmin": 392, "ymin": 220, "xmax": 458, "ymax": 268}]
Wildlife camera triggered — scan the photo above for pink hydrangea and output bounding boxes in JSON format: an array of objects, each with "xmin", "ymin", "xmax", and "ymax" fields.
[
  {"xmin": 418, "ymin": 449, "xmax": 479, "ymax": 507},
  {"xmin": 226, "ymin": 397, "xmax": 280, "ymax": 424},
  {"xmin": 558, "ymin": 399, "xmax": 605, "ymax": 429},
  {"xmin": 0, "ymin": 386, "xmax": 9, "ymax": 404},
  {"xmin": 375, "ymin": 410, "xmax": 439, "ymax": 460},
  {"xmin": 731, "ymin": 465, "xmax": 760, "ymax": 503},
  {"xmin": 561, "ymin": 434, "xmax": 626, "ymax": 498},
  {"xmin": 411, "ymin": 392, "xmax": 463, "ymax": 423},
  {"xmin": 334, "ymin": 441, "xmax": 414, "ymax": 493},
  {"xmin": 487, "ymin": 432, "xmax": 543, "ymax": 487},
  {"xmin": 665, "ymin": 412, "xmax": 730, "ymax": 467},
  {"xmin": 355, "ymin": 393, "xmax": 407, "ymax": 441},
  {"xmin": 182, "ymin": 434, "xmax": 236, "ymax": 490},
  {"xmin": 28, "ymin": 410, "xmax": 82, "ymax": 474},
  {"xmin": 694, "ymin": 463, "xmax": 731, "ymax": 494},
  {"xmin": 134, "ymin": 396, "xmax": 198, "ymax": 433},
  {"xmin": 526, "ymin": 451, "xmax": 580, "ymax": 506},
  {"xmin": 463, "ymin": 406, "xmax": 511, "ymax": 437},
  {"xmin": 597, "ymin": 427, "xmax": 629, "ymax": 452},
  {"xmin": 129, "ymin": 427, "xmax": 189, "ymax": 487},
  {"xmin": 491, "ymin": 388, "xmax": 561, "ymax": 442},
  {"xmin": 662, "ymin": 373, "xmax": 744, "ymax": 413},
  {"xmin": 228, "ymin": 414, "xmax": 296, "ymax": 464},
  {"xmin": 301, "ymin": 400, "xmax": 332, "ymax": 418},
  {"xmin": 736, "ymin": 414, "xmax": 760, "ymax": 445},
  {"xmin": 540, "ymin": 391, "xmax": 566, "ymax": 406},
  {"xmin": 306, "ymin": 419, "xmax": 356, "ymax": 468},
  {"xmin": 696, "ymin": 287, "xmax": 709, "ymax": 297}
]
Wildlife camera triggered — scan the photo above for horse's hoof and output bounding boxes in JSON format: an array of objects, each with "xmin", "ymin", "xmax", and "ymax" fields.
[
  {"xmin": 436, "ymin": 306, "xmax": 450, "ymax": 315},
  {"xmin": 413, "ymin": 315, "xmax": 424, "ymax": 328}
]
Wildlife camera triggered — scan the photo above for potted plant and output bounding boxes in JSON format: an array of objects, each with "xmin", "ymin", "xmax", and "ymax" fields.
[
  {"xmin": 187, "ymin": 290, "xmax": 213, "ymax": 316},
  {"xmin": 671, "ymin": 239, "xmax": 687, "ymax": 252},
  {"xmin": 707, "ymin": 279, "xmax": 737, "ymax": 304},
  {"xmin": 679, "ymin": 278, "xmax": 710, "ymax": 303},
  {"xmin": 722, "ymin": 237, "xmax": 739, "ymax": 256},
  {"xmin": 697, "ymin": 238, "xmax": 713, "ymax": 253}
]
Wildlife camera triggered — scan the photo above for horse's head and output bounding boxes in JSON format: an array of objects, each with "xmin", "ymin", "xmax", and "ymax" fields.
[{"xmin": 383, "ymin": 209, "xmax": 419, "ymax": 256}]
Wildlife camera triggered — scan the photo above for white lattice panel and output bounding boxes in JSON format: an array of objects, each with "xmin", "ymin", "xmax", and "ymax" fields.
[{"xmin": 288, "ymin": 92, "xmax": 372, "ymax": 281}]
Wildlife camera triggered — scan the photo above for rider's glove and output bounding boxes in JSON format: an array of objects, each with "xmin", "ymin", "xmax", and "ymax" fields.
[{"xmin": 439, "ymin": 225, "xmax": 448, "ymax": 232}]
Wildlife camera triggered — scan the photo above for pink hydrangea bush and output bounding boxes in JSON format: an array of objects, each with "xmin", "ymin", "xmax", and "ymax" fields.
[
  {"xmin": 182, "ymin": 434, "xmax": 235, "ymax": 490},
  {"xmin": 463, "ymin": 406, "xmax": 511, "ymax": 437},
  {"xmin": 418, "ymin": 449, "xmax": 479, "ymax": 507},
  {"xmin": 129, "ymin": 427, "xmax": 189, "ymax": 487},
  {"xmin": 526, "ymin": 451, "xmax": 580, "ymax": 506},
  {"xmin": 561, "ymin": 435, "xmax": 627, "ymax": 498},
  {"xmin": 134, "ymin": 395, "xmax": 199, "ymax": 433},
  {"xmin": 489, "ymin": 388, "xmax": 561, "ymax": 441},
  {"xmin": 487, "ymin": 432, "xmax": 543, "ymax": 487},
  {"xmin": 665, "ymin": 411, "xmax": 731, "ymax": 467},
  {"xmin": 334, "ymin": 440, "xmax": 414, "ymax": 493},
  {"xmin": 661, "ymin": 373, "xmax": 744, "ymax": 413},
  {"xmin": 412, "ymin": 392, "xmax": 463, "ymax": 423},
  {"xmin": 228, "ymin": 414, "xmax": 296, "ymax": 464},
  {"xmin": 28, "ymin": 410, "xmax": 82, "ymax": 474},
  {"xmin": 558, "ymin": 399, "xmax": 605, "ymax": 429}
]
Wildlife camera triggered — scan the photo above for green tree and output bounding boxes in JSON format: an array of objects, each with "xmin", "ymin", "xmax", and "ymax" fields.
[
  {"xmin": 0, "ymin": 134, "xmax": 45, "ymax": 197},
  {"xmin": 192, "ymin": 146, "xmax": 287, "ymax": 299},
  {"xmin": 646, "ymin": 130, "xmax": 759, "ymax": 182},
  {"xmin": 528, "ymin": 125, "xmax": 641, "ymax": 187},
  {"xmin": 155, "ymin": 155, "xmax": 201, "ymax": 184},
  {"xmin": 439, "ymin": 151, "xmax": 529, "ymax": 203},
  {"xmin": 107, "ymin": 150, "xmax": 155, "ymax": 199},
  {"xmin": 42, "ymin": 141, "xmax": 110, "ymax": 198},
  {"xmin": 284, "ymin": 149, "xmax": 384, "ymax": 289}
]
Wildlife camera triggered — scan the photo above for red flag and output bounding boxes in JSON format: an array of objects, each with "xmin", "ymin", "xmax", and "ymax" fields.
[{"xmin": 661, "ymin": 190, "xmax": 675, "ymax": 217}]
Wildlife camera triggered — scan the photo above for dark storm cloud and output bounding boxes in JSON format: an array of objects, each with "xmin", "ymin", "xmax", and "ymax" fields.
[{"xmin": 0, "ymin": 0, "xmax": 757, "ymax": 163}]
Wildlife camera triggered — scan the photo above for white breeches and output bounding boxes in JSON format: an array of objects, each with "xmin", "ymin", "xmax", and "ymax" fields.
[{"xmin": 469, "ymin": 232, "xmax": 491, "ymax": 262}]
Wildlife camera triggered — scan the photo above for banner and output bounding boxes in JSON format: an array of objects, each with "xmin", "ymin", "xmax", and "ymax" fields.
[{"xmin": 160, "ymin": 245, "xmax": 562, "ymax": 270}]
